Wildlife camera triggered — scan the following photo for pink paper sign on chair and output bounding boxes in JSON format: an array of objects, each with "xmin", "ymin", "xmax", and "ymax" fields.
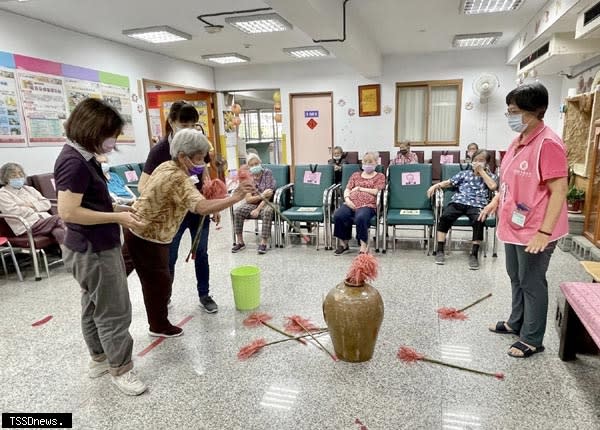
[
  {"xmin": 124, "ymin": 170, "xmax": 139, "ymax": 182},
  {"xmin": 401, "ymin": 172, "xmax": 420, "ymax": 185},
  {"xmin": 440, "ymin": 154, "xmax": 454, "ymax": 164},
  {"xmin": 303, "ymin": 171, "xmax": 322, "ymax": 185}
]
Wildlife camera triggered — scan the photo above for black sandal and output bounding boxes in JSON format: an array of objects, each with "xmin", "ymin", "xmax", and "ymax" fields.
[
  {"xmin": 508, "ymin": 341, "xmax": 545, "ymax": 358},
  {"xmin": 489, "ymin": 321, "xmax": 518, "ymax": 335}
]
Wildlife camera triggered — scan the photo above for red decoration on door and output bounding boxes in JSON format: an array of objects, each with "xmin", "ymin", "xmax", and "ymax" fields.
[{"xmin": 306, "ymin": 119, "xmax": 318, "ymax": 130}]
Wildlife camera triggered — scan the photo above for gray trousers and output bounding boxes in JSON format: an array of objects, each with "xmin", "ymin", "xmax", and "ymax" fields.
[
  {"xmin": 505, "ymin": 242, "xmax": 556, "ymax": 347},
  {"xmin": 64, "ymin": 245, "xmax": 133, "ymax": 376}
]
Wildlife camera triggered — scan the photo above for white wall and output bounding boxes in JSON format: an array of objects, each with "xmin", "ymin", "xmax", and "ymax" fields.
[
  {"xmin": 0, "ymin": 10, "xmax": 215, "ymax": 174},
  {"xmin": 215, "ymin": 48, "xmax": 564, "ymax": 163}
]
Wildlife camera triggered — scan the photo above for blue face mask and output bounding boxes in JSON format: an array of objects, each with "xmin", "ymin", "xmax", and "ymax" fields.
[
  {"xmin": 9, "ymin": 178, "xmax": 25, "ymax": 189},
  {"xmin": 249, "ymin": 165, "xmax": 263, "ymax": 175},
  {"xmin": 507, "ymin": 114, "xmax": 527, "ymax": 133}
]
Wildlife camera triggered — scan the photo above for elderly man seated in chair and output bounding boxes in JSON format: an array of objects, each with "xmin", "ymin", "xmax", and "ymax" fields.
[
  {"xmin": 426, "ymin": 150, "xmax": 497, "ymax": 270},
  {"xmin": 0, "ymin": 162, "xmax": 66, "ymax": 245},
  {"xmin": 231, "ymin": 153, "xmax": 276, "ymax": 255}
]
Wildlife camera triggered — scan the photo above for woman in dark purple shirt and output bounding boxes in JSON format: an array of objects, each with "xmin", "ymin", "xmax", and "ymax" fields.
[{"xmin": 54, "ymin": 98, "xmax": 147, "ymax": 396}]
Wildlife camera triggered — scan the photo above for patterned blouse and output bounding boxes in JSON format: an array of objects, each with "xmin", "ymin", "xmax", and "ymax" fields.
[
  {"xmin": 345, "ymin": 172, "xmax": 386, "ymax": 209},
  {"xmin": 253, "ymin": 168, "xmax": 276, "ymax": 195},
  {"xmin": 449, "ymin": 169, "xmax": 498, "ymax": 209},
  {"xmin": 390, "ymin": 152, "xmax": 418, "ymax": 165},
  {"xmin": 130, "ymin": 161, "xmax": 204, "ymax": 243}
]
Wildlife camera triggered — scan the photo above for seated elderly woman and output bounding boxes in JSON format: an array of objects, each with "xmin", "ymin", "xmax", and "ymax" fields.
[
  {"xmin": 122, "ymin": 129, "xmax": 253, "ymax": 337},
  {"xmin": 231, "ymin": 153, "xmax": 276, "ymax": 255},
  {"xmin": 332, "ymin": 152, "xmax": 386, "ymax": 255},
  {"xmin": 95, "ymin": 155, "xmax": 136, "ymax": 205},
  {"xmin": 390, "ymin": 141, "xmax": 418, "ymax": 165},
  {"xmin": 0, "ymin": 162, "xmax": 66, "ymax": 244}
]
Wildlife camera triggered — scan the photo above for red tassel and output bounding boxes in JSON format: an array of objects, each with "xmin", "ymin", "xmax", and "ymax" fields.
[
  {"xmin": 436, "ymin": 307, "xmax": 468, "ymax": 320},
  {"xmin": 31, "ymin": 315, "xmax": 53, "ymax": 327},
  {"xmin": 397, "ymin": 346, "xmax": 424, "ymax": 363},
  {"xmin": 284, "ymin": 315, "xmax": 319, "ymax": 334},
  {"xmin": 202, "ymin": 178, "xmax": 228, "ymax": 199},
  {"xmin": 237, "ymin": 338, "xmax": 267, "ymax": 360},
  {"xmin": 346, "ymin": 254, "xmax": 379, "ymax": 285},
  {"xmin": 243, "ymin": 312, "xmax": 273, "ymax": 327}
]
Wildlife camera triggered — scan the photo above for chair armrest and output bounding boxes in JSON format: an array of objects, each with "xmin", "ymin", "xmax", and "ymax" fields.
[
  {"xmin": 0, "ymin": 213, "xmax": 36, "ymax": 245},
  {"xmin": 274, "ymin": 183, "xmax": 294, "ymax": 210},
  {"xmin": 323, "ymin": 184, "xmax": 338, "ymax": 209},
  {"xmin": 327, "ymin": 184, "xmax": 341, "ymax": 209}
]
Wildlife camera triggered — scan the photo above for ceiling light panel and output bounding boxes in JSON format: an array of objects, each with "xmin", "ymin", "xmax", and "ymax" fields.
[
  {"xmin": 201, "ymin": 53, "xmax": 250, "ymax": 64},
  {"xmin": 453, "ymin": 32, "xmax": 502, "ymax": 48},
  {"xmin": 283, "ymin": 46, "xmax": 329, "ymax": 58},
  {"xmin": 225, "ymin": 13, "xmax": 292, "ymax": 34},
  {"xmin": 460, "ymin": 0, "xmax": 525, "ymax": 14},
  {"xmin": 122, "ymin": 26, "xmax": 191, "ymax": 44}
]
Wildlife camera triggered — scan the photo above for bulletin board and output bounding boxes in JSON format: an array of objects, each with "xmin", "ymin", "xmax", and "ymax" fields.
[{"xmin": 0, "ymin": 51, "xmax": 135, "ymax": 147}]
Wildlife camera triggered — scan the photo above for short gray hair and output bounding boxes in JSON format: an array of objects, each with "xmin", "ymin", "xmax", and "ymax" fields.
[
  {"xmin": 169, "ymin": 129, "xmax": 210, "ymax": 159},
  {"xmin": 246, "ymin": 153, "xmax": 261, "ymax": 164},
  {"xmin": 0, "ymin": 162, "xmax": 25, "ymax": 185},
  {"xmin": 362, "ymin": 151, "xmax": 379, "ymax": 163}
]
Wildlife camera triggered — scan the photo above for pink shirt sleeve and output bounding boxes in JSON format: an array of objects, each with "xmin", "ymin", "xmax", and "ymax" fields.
[{"xmin": 539, "ymin": 139, "xmax": 567, "ymax": 182}]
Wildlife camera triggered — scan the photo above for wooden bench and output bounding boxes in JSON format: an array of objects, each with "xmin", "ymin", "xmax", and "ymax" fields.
[
  {"xmin": 581, "ymin": 261, "xmax": 600, "ymax": 282},
  {"xmin": 558, "ymin": 282, "xmax": 600, "ymax": 360}
]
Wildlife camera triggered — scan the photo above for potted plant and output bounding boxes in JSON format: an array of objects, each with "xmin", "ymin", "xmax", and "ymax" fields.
[{"xmin": 567, "ymin": 186, "xmax": 585, "ymax": 213}]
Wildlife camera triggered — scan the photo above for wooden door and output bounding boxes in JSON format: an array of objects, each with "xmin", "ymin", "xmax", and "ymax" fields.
[
  {"xmin": 155, "ymin": 92, "xmax": 217, "ymax": 150},
  {"xmin": 290, "ymin": 92, "xmax": 333, "ymax": 166},
  {"xmin": 583, "ymin": 119, "xmax": 600, "ymax": 247}
]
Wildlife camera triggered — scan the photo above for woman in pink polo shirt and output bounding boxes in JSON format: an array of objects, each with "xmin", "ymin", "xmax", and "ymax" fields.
[{"xmin": 479, "ymin": 82, "xmax": 568, "ymax": 358}]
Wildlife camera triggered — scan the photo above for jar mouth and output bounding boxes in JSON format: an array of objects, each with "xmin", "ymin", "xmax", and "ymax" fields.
[{"xmin": 344, "ymin": 278, "xmax": 364, "ymax": 287}]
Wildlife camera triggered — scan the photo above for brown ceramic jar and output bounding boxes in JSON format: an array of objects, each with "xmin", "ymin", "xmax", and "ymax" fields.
[{"xmin": 322, "ymin": 279, "xmax": 384, "ymax": 362}]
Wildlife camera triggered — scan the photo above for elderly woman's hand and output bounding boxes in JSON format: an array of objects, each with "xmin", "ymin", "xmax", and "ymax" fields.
[{"xmin": 116, "ymin": 211, "xmax": 146, "ymax": 230}]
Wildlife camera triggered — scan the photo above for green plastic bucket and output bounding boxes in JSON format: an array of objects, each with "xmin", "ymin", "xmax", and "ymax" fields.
[{"xmin": 230, "ymin": 265, "xmax": 261, "ymax": 311}]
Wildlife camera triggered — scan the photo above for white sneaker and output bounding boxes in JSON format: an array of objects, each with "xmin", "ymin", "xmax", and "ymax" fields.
[
  {"xmin": 88, "ymin": 359, "xmax": 110, "ymax": 379},
  {"xmin": 111, "ymin": 370, "xmax": 148, "ymax": 396}
]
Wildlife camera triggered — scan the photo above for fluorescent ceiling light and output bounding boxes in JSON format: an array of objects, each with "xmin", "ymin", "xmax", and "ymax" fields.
[
  {"xmin": 460, "ymin": 0, "xmax": 525, "ymax": 14},
  {"xmin": 453, "ymin": 32, "xmax": 502, "ymax": 48},
  {"xmin": 225, "ymin": 13, "xmax": 292, "ymax": 34},
  {"xmin": 283, "ymin": 46, "xmax": 329, "ymax": 58},
  {"xmin": 122, "ymin": 26, "xmax": 191, "ymax": 44},
  {"xmin": 201, "ymin": 53, "xmax": 250, "ymax": 64}
]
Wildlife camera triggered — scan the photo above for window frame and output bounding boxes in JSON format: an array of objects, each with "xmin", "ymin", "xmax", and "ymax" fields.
[{"xmin": 394, "ymin": 79, "xmax": 463, "ymax": 147}]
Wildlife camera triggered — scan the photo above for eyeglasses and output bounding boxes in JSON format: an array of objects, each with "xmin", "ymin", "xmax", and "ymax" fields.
[{"xmin": 504, "ymin": 111, "xmax": 522, "ymax": 117}]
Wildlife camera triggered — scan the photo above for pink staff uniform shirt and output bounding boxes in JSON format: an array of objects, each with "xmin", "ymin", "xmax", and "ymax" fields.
[{"xmin": 497, "ymin": 122, "xmax": 568, "ymax": 245}]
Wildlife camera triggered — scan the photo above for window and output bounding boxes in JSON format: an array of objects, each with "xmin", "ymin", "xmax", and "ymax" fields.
[
  {"xmin": 395, "ymin": 80, "xmax": 462, "ymax": 146},
  {"xmin": 238, "ymin": 109, "xmax": 277, "ymax": 141}
]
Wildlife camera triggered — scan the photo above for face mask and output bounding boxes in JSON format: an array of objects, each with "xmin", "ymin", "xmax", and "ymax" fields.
[
  {"xmin": 190, "ymin": 164, "xmax": 205, "ymax": 176},
  {"xmin": 507, "ymin": 114, "xmax": 527, "ymax": 133},
  {"xmin": 363, "ymin": 164, "xmax": 376, "ymax": 174},
  {"xmin": 333, "ymin": 156, "xmax": 341, "ymax": 161},
  {"xmin": 101, "ymin": 137, "xmax": 117, "ymax": 153},
  {"xmin": 249, "ymin": 165, "xmax": 263, "ymax": 175},
  {"xmin": 467, "ymin": 150, "xmax": 476, "ymax": 158},
  {"xmin": 399, "ymin": 149, "xmax": 408, "ymax": 155},
  {"xmin": 101, "ymin": 163, "xmax": 110, "ymax": 173},
  {"xmin": 471, "ymin": 161, "xmax": 485, "ymax": 170},
  {"xmin": 9, "ymin": 178, "xmax": 25, "ymax": 189}
]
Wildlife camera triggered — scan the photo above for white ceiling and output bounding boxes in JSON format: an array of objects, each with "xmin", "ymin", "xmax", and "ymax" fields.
[{"xmin": 0, "ymin": 0, "xmax": 564, "ymax": 73}]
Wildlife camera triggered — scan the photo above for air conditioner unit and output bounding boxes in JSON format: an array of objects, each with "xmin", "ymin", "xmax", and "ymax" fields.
[
  {"xmin": 517, "ymin": 32, "xmax": 600, "ymax": 76},
  {"xmin": 575, "ymin": 1, "xmax": 600, "ymax": 38}
]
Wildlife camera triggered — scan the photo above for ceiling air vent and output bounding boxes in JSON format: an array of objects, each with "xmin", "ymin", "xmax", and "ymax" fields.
[
  {"xmin": 518, "ymin": 43, "xmax": 549, "ymax": 70},
  {"xmin": 576, "ymin": 1, "xmax": 600, "ymax": 39}
]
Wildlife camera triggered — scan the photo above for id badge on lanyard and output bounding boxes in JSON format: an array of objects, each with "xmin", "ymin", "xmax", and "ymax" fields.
[{"xmin": 511, "ymin": 202, "xmax": 529, "ymax": 228}]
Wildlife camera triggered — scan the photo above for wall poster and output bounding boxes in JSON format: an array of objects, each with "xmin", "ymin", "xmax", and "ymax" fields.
[{"xmin": 0, "ymin": 68, "xmax": 26, "ymax": 146}]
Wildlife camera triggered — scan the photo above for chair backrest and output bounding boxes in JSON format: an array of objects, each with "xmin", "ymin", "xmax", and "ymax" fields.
[
  {"xmin": 110, "ymin": 164, "xmax": 142, "ymax": 184},
  {"xmin": 431, "ymin": 150, "xmax": 461, "ymax": 181},
  {"xmin": 341, "ymin": 164, "xmax": 362, "ymax": 191},
  {"xmin": 29, "ymin": 173, "xmax": 57, "ymax": 200},
  {"xmin": 0, "ymin": 217, "xmax": 14, "ymax": 238},
  {"xmin": 344, "ymin": 151, "xmax": 359, "ymax": 164},
  {"xmin": 377, "ymin": 151, "xmax": 390, "ymax": 169},
  {"xmin": 263, "ymin": 164, "xmax": 290, "ymax": 190},
  {"xmin": 441, "ymin": 163, "xmax": 464, "ymax": 206},
  {"xmin": 388, "ymin": 164, "xmax": 432, "ymax": 209},
  {"xmin": 413, "ymin": 150, "xmax": 425, "ymax": 163},
  {"xmin": 486, "ymin": 149, "xmax": 497, "ymax": 173},
  {"xmin": 138, "ymin": 162, "xmax": 145, "ymax": 173},
  {"xmin": 292, "ymin": 164, "xmax": 334, "ymax": 207}
]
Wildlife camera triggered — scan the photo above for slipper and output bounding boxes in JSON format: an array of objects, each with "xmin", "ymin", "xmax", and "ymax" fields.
[
  {"xmin": 507, "ymin": 341, "xmax": 545, "ymax": 358},
  {"xmin": 489, "ymin": 321, "xmax": 518, "ymax": 335}
]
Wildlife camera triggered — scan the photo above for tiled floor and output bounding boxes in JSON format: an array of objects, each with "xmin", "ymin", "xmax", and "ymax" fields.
[{"xmin": 1, "ymin": 216, "xmax": 599, "ymax": 429}]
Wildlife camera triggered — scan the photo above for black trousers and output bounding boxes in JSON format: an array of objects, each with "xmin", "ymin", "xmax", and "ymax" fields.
[{"xmin": 437, "ymin": 203, "xmax": 484, "ymax": 241}]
